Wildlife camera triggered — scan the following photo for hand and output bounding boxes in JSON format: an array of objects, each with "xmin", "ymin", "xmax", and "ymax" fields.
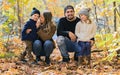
[
  {"xmin": 36, "ymin": 19, "xmax": 41, "ymax": 28},
  {"xmin": 90, "ymin": 40, "xmax": 94, "ymax": 46},
  {"xmin": 68, "ymin": 32, "xmax": 76, "ymax": 42},
  {"xmin": 26, "ymin": 29, "xmax": 32, "ymax": 34}
]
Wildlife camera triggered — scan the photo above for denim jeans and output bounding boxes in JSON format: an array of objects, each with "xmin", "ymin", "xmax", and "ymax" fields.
[
  {"xmin": 77, "ymin": 41, "xmax": 91, "ymax": 56},
  {"xmin": 33, "ymin": 40, "xmax": 54, "ymax": 57},
  {"xmin": 56, "ymin": 36, "xmax": 79, "ymax": 58}
]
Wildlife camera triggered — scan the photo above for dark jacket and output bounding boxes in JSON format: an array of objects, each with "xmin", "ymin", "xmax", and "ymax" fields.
[
  {"xmin": 57, "ymin": 17, "xmax": 80, "ymax": 39},
  {"xmin": 57, "ymin": 17, "xmax": 95, "ymax": 41},
  {"xmin": 21, "ymin": 19, "xmax": 38, "ymax": 42}
]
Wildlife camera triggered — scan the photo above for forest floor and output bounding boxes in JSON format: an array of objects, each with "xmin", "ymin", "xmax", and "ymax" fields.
[{"xmin": 0, "ymin": 47, "xmax": 120, "ymax": 75}]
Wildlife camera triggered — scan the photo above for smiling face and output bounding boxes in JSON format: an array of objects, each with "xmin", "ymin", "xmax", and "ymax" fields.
[
  {"xmin": 40, "ymin": 14, "xmax": 45, "ymax": 24},
  {"xmin": 79, "ymin": 14, "xmax": 88, "ymax": 21},
  {"xmin": 64, "ymin": 9, "xmax": 75, "ymax": 20},
  {"xmin": 31, "ymin": 14, "xmax": 40, "ymax": 21}
]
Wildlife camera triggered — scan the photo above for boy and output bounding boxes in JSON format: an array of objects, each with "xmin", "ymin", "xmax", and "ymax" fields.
[{"xmin": 20, "ymin": 7, "xmax": 40, "ymax": 62}]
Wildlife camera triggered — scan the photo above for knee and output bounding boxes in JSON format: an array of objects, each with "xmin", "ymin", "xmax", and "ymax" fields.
[
  {"xmin": 56, "ymin": 36, "xmax": 65, "ymax": 46},
  {"xmin": 44, "ymin": 40, "xmax": 53, "ymax": 47},
  {"xmin": 33, "ymin": 40, "xmax": 42, "ymax": 47}
]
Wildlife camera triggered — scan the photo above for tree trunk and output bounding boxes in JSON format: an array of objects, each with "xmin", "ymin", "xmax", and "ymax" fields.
[
  {"xmin": 42, "ymin": 0, "xmax": 48, "ymax": 10},
  {"xmin": 16, "ymin": 0, "xmax": 22, "ymax": 37},
  {"xmin": 113, "ymin": 1, "xmax": 117, "ymax": 31},
  {"xmin": 91, "ymin": 0, "xmax": 98, "ymax": 23}
]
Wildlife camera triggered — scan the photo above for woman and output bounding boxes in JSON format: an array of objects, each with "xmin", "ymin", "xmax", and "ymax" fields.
[{"xmin": 33, "ymin": 10, "xmax": 56, "ymax": 65}]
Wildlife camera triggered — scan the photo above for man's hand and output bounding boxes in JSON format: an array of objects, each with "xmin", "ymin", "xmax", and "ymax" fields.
[
  {"xmin": 26, "ymin": 29, "xmax": 32, "ymax": 34},
  {"xmin": 68, "ymin": 32, "xmax": 76, "ymax": 42}
]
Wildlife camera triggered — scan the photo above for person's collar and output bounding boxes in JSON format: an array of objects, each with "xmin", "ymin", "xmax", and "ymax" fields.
[{"xmin": 30, "ymin": 19, "xmax": 36, "ymax": 22}]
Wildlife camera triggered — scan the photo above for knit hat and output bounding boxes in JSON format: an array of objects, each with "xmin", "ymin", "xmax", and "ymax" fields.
[
  {"xmin": 31, "ymin": 7, "xmax": 40, "ymax": 16},
  {"xmin": 64, "ymin": 5, "xmax": 74, "ymax": 13},
  {"xmin": 79, "ymin": 8, "xmax": 91, "ymax": 17}
]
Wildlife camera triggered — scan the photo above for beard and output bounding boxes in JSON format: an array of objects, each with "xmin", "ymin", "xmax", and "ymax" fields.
[{"xmin": 67, "ymin": 15, "xmax": 74, "ymax": 20}]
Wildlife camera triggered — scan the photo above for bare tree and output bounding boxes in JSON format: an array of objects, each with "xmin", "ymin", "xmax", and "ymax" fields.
[
  {"xmin": 91, "ymin": 0, "xmax": 98, "ymax": 23},
  {"xmin": 16, "ymin": 0, "xmax": 22, "ymax": 37},
  {"xmin": 42, "ymin": 0, "xmax": 48, "ymax": 10},
  {"xmin": 113, "ymin": 1, "xmax": 117, "ymax": 31}
]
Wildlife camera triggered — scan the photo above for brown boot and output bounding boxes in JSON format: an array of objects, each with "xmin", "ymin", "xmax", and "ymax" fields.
[
  {"xmin": 86, "ymin": 55, "xmax": 91, "ymax": 65},
  {"xmin": 27, "ymin": 53, "xmax": 34, "ymax": 62},
  {"xmin": 84, "ymin": 55, "xmax": 91, "ymax": 68},
  {"xmin": 19, "ymin": 51, "xmax": 27, "ymax": 62},
  {"xmin": 78, "ymin": 56, "xmax": 83, "ymax": 66}
]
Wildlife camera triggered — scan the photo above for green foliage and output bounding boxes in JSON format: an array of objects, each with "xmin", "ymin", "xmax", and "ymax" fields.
[
  {"xmin": 95, "ymin": 32, "xmax": 120, "ymax": 62},
  {"xmin": 105, "ymin": 0, "xmax": 120, "ymax": 5},
  {"xmin": 0, "ymin": 52, "xmax": 15, "ymax": 58}
]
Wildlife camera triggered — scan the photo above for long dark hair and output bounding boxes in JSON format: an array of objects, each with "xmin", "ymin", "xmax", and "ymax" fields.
[
  {"xmin": 43, "ymin": 10, "xmax": 52, "ymax": 25},
  {"xmin": 40, "ymin": 10, "xmax": 55, "ymax": 33}
]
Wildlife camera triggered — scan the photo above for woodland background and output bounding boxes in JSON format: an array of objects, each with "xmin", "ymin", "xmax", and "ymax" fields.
[{"xmin": 0, "ymin": 0, "xmax": 120, "ymax": 75}]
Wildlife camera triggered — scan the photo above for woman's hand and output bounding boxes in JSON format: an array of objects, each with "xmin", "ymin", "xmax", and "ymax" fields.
[{"xmin": 36, "ymin": 18, "xmax": 41, "ymax": 28}]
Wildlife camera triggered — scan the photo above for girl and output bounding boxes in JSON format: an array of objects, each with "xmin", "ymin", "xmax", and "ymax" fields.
[{"xmin": 75, "ymin": 8, "xmax": 97, "ymax": 66}]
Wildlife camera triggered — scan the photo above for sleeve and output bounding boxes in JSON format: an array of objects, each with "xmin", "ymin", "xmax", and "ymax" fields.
[
  {"xmin": 75, "ymin": 22, "xmax": 80, "ymax": 38},
  {"xmin": 89, "ymin": 23, "xmax": 97, "ymax": 40},
  {"xmin": 22, "ymin": 21, "xmax": 31, "ymax": 35},
  {"xmin": 57, "ymin": 19, "xmax": 69, "ymax": 37}
]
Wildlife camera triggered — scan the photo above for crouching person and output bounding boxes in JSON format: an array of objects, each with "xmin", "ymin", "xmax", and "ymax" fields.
[
  {"xmin": 33, "ymin": 10, "xmax": 56, "ymax": 65},
  {"xmin": 75, "ymin": 8, "xmax": 97, "ymax": 66}
]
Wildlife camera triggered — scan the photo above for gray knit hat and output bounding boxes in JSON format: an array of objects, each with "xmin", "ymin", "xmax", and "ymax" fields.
[{"xmin": 79, "ymin": 8, "xmax": 91, "ymax": 17}]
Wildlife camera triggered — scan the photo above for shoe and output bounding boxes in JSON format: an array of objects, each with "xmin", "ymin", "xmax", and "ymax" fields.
[
  {"xmin": 20, "ymin": 59, "xmax": 27, "ymax": 63},
  {"xmin": 36, "ymin": 56, "xmax": 42, "ymax": 62},
  {"xmin": 62, "ymin": 57, "xmax": 70, "ymax": 62},
  {"xmin": 45, "ymin": 56, "xmax": 50, "ymax": 65},
  {"xmin": 31, "ymin": 60, "xmax": 39, "ymax": 65},
  {"xmin": 74, "ymin": 52, "xmax": 78, "ymax": 61},
  {"xmin": 78, "ymin": 56, "xmax": 83, "ymax": 66}
]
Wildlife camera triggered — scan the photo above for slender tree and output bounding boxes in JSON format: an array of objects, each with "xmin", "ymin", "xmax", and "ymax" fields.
[{"xmin": 113, "ymin": 1, "xmax": 117, "ymax": 31}]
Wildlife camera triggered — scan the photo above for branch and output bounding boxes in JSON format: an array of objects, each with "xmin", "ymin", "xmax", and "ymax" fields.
[
  {"xmin": 91, "ymin": 50, "xmax": 103, "ymax": 53},
  {"xmin": 115, "ymin": 8, "xmax": 120, "ymax": 17}
]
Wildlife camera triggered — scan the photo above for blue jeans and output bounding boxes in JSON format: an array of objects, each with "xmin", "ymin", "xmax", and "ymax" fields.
[
  {"xmin": 77, "ymin": 41, "xmax": 91, "ymax": 56},
  {"xmin": 33, "ymin": 40, "xmax": 54, "ymax": 57},
  {"xmin": 56, "ymin": 36, "xmax": 79, "ymax": 58}
]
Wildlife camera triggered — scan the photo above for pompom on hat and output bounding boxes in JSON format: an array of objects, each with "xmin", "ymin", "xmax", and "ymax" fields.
[
  {"xmin": 79, "ymin": 8, "xmax": 91, "ymax": 17},
  {"xmin": 31, "ymin": 7, "xmax": 40, "ymax": 16}
]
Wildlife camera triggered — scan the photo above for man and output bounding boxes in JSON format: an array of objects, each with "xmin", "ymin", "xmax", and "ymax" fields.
[{"xmin": 56, "ymin": 5, "xmax": 80, "ymax": 62}]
